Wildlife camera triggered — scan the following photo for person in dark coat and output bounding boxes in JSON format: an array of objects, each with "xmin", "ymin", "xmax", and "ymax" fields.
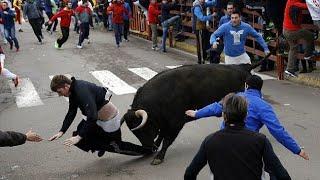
[
  {"xmin": 0, "ymin": 130, "xmax": 42, "ymax": 147},
  {"xmin": 184, "ymin": 93, "xmax": 291, "ymax": 180},
  {"xmin": 49, "ymin": 75, "xmax": 152, "ymax": 157}
]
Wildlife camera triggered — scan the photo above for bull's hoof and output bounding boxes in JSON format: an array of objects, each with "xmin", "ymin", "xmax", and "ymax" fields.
[{"xmin": 150, "ymin": 158, "xmax": 163, "ymax": 165}]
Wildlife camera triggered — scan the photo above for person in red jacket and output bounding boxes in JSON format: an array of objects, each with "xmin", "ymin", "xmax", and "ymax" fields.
[
  {"xmin": 48, "ymin": 2, "xmax": 75, "ymax": 49},
  {"xmin": 148, "ymin": 0, "xmax": 160, "ymax": 50},
  {"xmin": 283, "ymin": 0, "xmax": 315, "ymax": 77},
  {"xmin": 107, "ymin": 0, "xmax": 128, "ymax": 48}
]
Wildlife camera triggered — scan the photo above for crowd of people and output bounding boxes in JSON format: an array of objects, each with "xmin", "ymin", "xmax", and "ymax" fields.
[{"xmin": 0, "ymin": 0, "xmax": 319, "ymax": 179}]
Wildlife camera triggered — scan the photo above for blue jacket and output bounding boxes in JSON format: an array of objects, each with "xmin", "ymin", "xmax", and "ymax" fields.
[
  {"xmin": 123, "ymin": 2, "xmax": 131, "ymax": 21},
  {"xmin": 210, "ymin": 21, "xmax": 269, "ymax": 57},
  {"xmin": 193, "ymin": 0, "xmax": 216, "ymax": 22},
  {"xmin": 195, "ymin": 89, "xmax": 301, "ymax": 155},
  {"xmin": 0, "ymin": 8, "xmax": 16, "ymax": 29},
  {"xmin": 191, "ymin": 0, "xmax": 216, "ymax": 32},
  {"xmin": 218, "ymin": 14, "xmax": 230, "ymax": 27}
]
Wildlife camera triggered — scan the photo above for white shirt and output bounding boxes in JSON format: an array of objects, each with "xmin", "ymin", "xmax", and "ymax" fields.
[{"xmin": 306, "ymin": 0, "xmax": 320, "ymax": 20}]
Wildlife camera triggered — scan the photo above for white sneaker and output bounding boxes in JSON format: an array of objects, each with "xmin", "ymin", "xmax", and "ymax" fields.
[
  {"xmin": 87, "ymin": 39, "xmax": 90, "ymax": 44},
  {"xmin": 77, "ymin": 44, "xmax": 83, "ymax": 49}
]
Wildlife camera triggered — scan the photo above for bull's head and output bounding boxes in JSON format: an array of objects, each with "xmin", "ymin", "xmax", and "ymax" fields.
[{"xmin": 122, "ymin": 109, "xmax": 158, "ymax": 149}]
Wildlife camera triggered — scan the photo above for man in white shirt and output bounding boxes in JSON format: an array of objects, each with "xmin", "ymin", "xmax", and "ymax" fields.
[{"xmin": 306, "ymin": 0, "xmax": 320, "ymax": 29}]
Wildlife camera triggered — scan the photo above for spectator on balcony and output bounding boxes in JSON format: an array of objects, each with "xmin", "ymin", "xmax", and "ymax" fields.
[
  {"xmin": 306, "ymin": 0, "xmax": 320, "ymax": 29},
  {"xmin": 192, "ymin": 0, "xmax": 216, "ymax": 64},
  {"xmin": 148, "ymin": 0, "xmax": 160, "ymax": 50},
  {"xmin": 160, "ymin": 0, "xmax": 180, "ymax": 52},
  {"xmin": 283, "ymin": 0, "xmax": 316, "ymax": 77},
  {"xmin": 210, "ymin": 10, "xmax": 270, "ymax": 65}
]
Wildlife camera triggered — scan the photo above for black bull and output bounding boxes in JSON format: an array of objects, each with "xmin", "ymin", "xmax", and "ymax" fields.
[{"xmin": 121, "ymin": 62, "xmax": 263, "ymax": 165}]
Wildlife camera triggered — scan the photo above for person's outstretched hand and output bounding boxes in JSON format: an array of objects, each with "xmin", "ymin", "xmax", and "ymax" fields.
[
  {"xmin": 185, "ymin": 110, "xmax": 196, "ymax": 118},
  {"xmin": 26, "ymin": 130, "xmax": 43, "ymax": 142},
  {"xmin": 299, "ymin": 149, "xmax": 309, "ymax": 160},
  {"xmin": 48, "ymin": 131, "xmax": 63, "ymax": 141}
]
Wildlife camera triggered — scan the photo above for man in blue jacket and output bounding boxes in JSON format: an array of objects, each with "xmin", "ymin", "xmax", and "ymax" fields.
[
  {"xmin": 192, "ymin": 0, "xmax": 216, "ymax": 64},
  {"xmin": 210, "ymin": 10, "xmax": 270, "ymax": 64},
  {"xmin": 1, "ymin": 1, "xmax": 19, "ymax": 51},
  {"xmin": 186, "ymin": 75, "xmax": 309, "ymax": 159}
]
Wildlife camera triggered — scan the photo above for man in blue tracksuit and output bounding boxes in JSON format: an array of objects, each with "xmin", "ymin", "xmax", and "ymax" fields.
[
  {"xmin": 192, "ymin": 0, "xmax": 216, "ymax": 64},
  {"xmin": 210, "ymin": 1, "xmax": 234, "ymax": 64},
  {"xmin": 210, "ymin": 10, "xmax": 270, "ymax": 64},
  {"xmin": 185, "ymin": 75, "xmax": 309, "ymax": 178}
]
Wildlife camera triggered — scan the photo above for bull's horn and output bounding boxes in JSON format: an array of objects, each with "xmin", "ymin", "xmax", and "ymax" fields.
[{"xmin": 131, "ymin": 110, "xmax": 148, "ymax": 131}]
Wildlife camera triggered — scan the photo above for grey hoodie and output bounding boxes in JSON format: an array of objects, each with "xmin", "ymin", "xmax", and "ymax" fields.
[{"xmin": 23, "ymin": 1, "xmax": 41, "ymax": 20}]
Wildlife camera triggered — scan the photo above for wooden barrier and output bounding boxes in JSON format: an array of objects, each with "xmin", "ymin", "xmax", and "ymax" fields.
[{"xmin": 130, "ymin": 5, "xmax": 150, "ymax": 39}]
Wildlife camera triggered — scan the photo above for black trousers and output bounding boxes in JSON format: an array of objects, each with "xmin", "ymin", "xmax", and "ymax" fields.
[
  {"xmin": 74, "ymin": 120, "xmax": 151, "ymax": 156},
  {"xmin": 46, "ymin": 12, "xmax": 58, "ymax": 31},
  {"xmin": 57, "ymin": 27, "xmax": 69, "ymax": 48},
  {"xmin": 29, "ymin": 18, "xmax": 43, "ymax": 42},
  {"xmin": 195, "ymin": 29, "xmax": 210, "ymax": 64},
  {"xmin": 123, "ymin": 20, "xmax": 130, "ymax": 40},
  {"xmin": 78, "ymin": 22, "xmax": 90, "ymax": 45}
]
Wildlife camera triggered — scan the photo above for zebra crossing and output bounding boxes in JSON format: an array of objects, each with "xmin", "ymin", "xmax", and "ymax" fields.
[{"xmin": 6, "ymin": 65, "xmax": 275, "ymax": 108}]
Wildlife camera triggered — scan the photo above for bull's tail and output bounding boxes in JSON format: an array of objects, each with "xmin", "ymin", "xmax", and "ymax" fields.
[{"xmin": 249, "ymin": 52, "xmax": 272, "ymax": 71}]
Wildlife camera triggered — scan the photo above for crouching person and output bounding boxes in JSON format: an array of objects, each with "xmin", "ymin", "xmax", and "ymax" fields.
[
  {"xmin": 184, "ymin": 93, "xmax": 291, "ymax": 180},
  {"xmin": 49, "ymin": 75, "xmax": 152, "ymax": 157}
]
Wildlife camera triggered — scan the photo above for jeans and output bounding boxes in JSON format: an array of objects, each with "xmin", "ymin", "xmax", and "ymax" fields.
[
  {"xmin": 161, "ymin": 15, "xmax": 180, "ymax": 51},
  {"xmin": 4, "ymin": 26, "xmax": 19, "ymax": 49},
  {"xmin": 283, "ymin": 29, "xmax": 314, "ymax": 72},
  {"xmin": 314, "ymin": 20, "xmax": 320, "ymax": 30},
  {"xmin": 74, "ymin": 120, "xmax": 151, "ymax": 155},
  {"xmin": 29, "ymin": 18, "xmax": 43, "ymax": 42},
  {"xmin": 113, "ymin": 23, "xmax": 123, "ymax": 45},
  {"xmin": 57, "ymin": 27, "xmax": 69, "ymax": 48},
  {"xmin": 78, "ymin": 22, "xmax": 90, "ymax": 45},
  {"xmin": 123, "ymin": 19, "xmax": 130, "ymax": 40},
  {"xmin": 0, "ymin": 24, "xmax": 6, "ymax": 43},
  {"xmin": 108, "ymin": 14, "xmax": 113, "ymax": 30},
  {"xmin": 150, "ymin": 24, "xmax": 158, "ymax": 48}
]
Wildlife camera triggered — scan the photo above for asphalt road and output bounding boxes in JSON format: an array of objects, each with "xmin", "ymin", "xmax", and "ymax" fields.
[{"xmin": 0, "ymin": 24, "xmax": 319, "ymax": 180}]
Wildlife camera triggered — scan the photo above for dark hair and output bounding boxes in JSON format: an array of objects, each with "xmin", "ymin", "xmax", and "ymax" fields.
[
  {"xmin": 246, "ymin": 75, "xmax": 263, "ymax": 91},
  {"xmin": 50, "ymin": 75, "xmax": 72, "ymax": 92},
  {"xmin": 222, "ymin": 93, "xmax": 248, "ymax": 124},
  {"xmin": 2, "ymin": 1, "xmax": 8, "ymax": 5},
  {"xmin": 231, "ymin": 9, "xmax": 241, "ymax": 16},
  {"xmin": 227, "ymin": 1, "xmax": 234, "ymax": 7}
]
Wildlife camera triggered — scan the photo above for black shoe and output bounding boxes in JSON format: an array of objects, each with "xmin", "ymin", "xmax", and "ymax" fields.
[
  {"xmin": 97, "ymin": 150, "xmax": 105, "ymax": 157},
  {"xmin": 285, "ymin": 70, "xmax": 298, "ymax": 77},
  {"xmin": 9, "ymin": 42, "xmax": 13, "ymax": 50},
  {"xmin": 18, "ymin": 29, "xmax": 23, "ymax": 32}
]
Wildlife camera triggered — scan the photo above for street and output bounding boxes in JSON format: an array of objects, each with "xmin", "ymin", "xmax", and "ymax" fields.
[{"xmin": 0, "ymin": 24, "xmax": 320, "ymax": 180}]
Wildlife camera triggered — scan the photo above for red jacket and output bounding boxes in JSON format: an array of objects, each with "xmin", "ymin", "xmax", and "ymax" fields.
[
  {"xmin": 107, "ymin": 2, "xmax": 128, "ymax": 24},
  {"xmin": 51, "ymin": 8, "xmax": 74, "ymax": 28},
  {"xmin": 148, "ymin": 3, "xmax": 160, "ymax": 24},
  {"xmin": 283, "ymin": 0, "xmax": 308, "ymax": 31}
]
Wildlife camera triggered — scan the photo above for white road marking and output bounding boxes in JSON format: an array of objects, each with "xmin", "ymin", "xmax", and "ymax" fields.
[
  {"xmin": 10, "ymin": 78, "xmax": 43, "ymax": 108},
  {"xmin": 128, "ymin": 67, "xmax": 158, "ymax": 81},
  {"xmin": 90, "ymin": 70, "xmax": 136, "ymax": 95},
  {"xmin": 166, "ymin": 65, "xmax": 182, "ymax": 69},
  {"xmin": 49, "ymin": 74, "xmax": 72, "ymax": 101}
]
